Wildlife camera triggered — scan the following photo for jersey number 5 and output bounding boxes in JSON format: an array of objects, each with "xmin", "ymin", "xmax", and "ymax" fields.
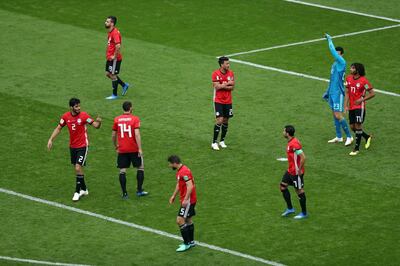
[{"xmin": 118, "ymin": 124, "xmax": 132, "ymax": 138}]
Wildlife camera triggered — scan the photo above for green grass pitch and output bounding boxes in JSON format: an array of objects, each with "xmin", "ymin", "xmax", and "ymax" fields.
[{"xmin": 0, "ymin": 0, "xmax": 399, "ymax": 265}]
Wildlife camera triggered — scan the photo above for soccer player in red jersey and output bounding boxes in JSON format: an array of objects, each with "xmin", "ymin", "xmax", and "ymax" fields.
[
  {"xmin": 168, "ymin": 155, "xmax": 197, "ymax": 252},
  {"xmin": 104, "ymin": 16, "xmax": 129, "ymax": 100},
  {"xmin": 112, "ymin": 101, "xmax": 148, "ymax": 198},
  {"xmin": 211, "ymin": 56, "xmax": 235, "ymax": 151},
  {"xmin": 47, "ymin": 98, "xmax": 102, "ymax": 201},
  {"xmin": 345, "ymin": 63, "xmax": 375, "ymax": 156},
  {"xmin": 280, "ymin": 125, "xmax": 308, "ymax": 219}
]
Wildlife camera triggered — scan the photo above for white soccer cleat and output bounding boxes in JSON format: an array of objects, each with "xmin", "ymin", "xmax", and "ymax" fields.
[
  {"xmin": 345, "ymin": 137, "xmax": 354, "ymax": 146},
  {"xmin": 79, "ymin": 189, "xmax": 89, "ymax": 197},
  {"xmin": 327, "ymin": 137, "xmax": 343, "ymax": 143},
  {"xmin": 219, "ymin": 141, "xmax": 227, "ymax": 148},
  {"xmin": 72, "ymin": 192, "xmax": 80, "ymax": 202},
  {"xmin": 211, "ymin": 142, "xmax": 220, "ymax": 151}
]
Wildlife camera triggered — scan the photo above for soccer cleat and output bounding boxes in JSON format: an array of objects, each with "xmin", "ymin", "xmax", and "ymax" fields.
[
  {"xmin": 344, "ymin": 137, "xmax": 354, "ymax": 146},
  {"xmin": 79, "ymin": 189, "xmax": 89, "ymax": 197},
  {"xmin": 349, "ymin": 150, "xmax": 359, "ymax": 156},
  {"xmin": 122, "ymin": 193, "xmax": 129, "ymax": 200},
  {"xmin": 365, "ymin": 136, "xmax": 372, "ymax": 149},
  {"xmin": 122, "ymin": 83, "xmax": 130, "ymax": 96},
  {"xmin": 219, "ymin": 141, "xmax": 227, "ymax": 148},
  {"xmin": 189, "ymin": 241, "xmax": 196, "ymax": 247},
  {"xmin": 211, "ymin": 142, "xmax": 220, "ymax": 151},
  {"xmin": 105, "ymin": 95, "xmax": 118, "ymax": 100},
  {"xmin": 72, "ymin": 192, "xmax": 80, "ymax": 202},
  {"xmin": 281, "ymin": 208, "xmax": 295, "ymax": 217},
  {"xmin": 327, "ymin": 137, "xmax": 343, "ymax": 143},
  {"xmin": 176, "ymin": 244, "xmax": 191, "ymax": 252},
  {"xmin": 136, "ymin": 191, "xmax": 149, "ymax": 197},
  {"xmin": 294, "ymin": 212, "xmax": 308, "ymax": 219}
]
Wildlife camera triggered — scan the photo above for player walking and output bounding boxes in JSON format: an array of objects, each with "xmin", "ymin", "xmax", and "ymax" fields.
[
  {"xmin": 323, "ymin": 34, "xmax": 353, "ymax": 146},
  {"xmin": 280, "ymin": 125, "xmax": 308, "ymax": 219},
  {"xmin": 112, "ymin": 101, "xmax": 148, "ymax": 198},
  {"xmin": 168, "ymin": 155, "xmax": 197, "ymax": 252},
  {"xmin": 211, "ymin": 56, "xmax": 235, "ymax": 151},
  {"xmin": 104, "ymin": 16, "xmax": 129, "ymax": 100},
  {"xmin": 47, "ymin": 98, "xmax": 102, "ymax": 201},
  {"xmin": 345, "ymin": 63, "xmax": 375, "ymax": 156}
]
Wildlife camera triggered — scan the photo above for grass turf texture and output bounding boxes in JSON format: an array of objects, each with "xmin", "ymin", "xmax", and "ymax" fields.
[{"xmin": 0, "ymin": 1, "xmax": 399, "ymax": 265}]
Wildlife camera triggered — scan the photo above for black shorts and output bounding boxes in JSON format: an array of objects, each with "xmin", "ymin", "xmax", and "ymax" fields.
[
  {"xmin": 281, "ymin": 171, "xmax": 304, "ymax": 190},
  {"xmin": 177, "ymin": 203, "xmax": 196, "ymax": 218},
  {"xmin": 349, "ymin": 108, "xmax": 366, "ymax": 124},
  {"xmin": 70, "ymin": 147, "xmax": 88, "ymax": 166},
  {"xmin": 105, "ymin": 60, "xmax": 122, "ymax": 74},
  {"xmin": 214, "ymin": 102, "xmax": 233, "ymax": 118},
  {"xmin": 117, "ymin": 152, "xmax": 143, "ymax": 169}
]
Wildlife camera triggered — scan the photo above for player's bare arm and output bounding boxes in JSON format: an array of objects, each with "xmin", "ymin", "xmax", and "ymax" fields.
[
  {"xmin": 213, "ymin": 81, "xmax": 234, "ymax": 91},
  {"xmin": 111, "ymin": 130, "xmax": 118, "ymax": 150},
  {"xmin": 169, "ymin": 182, "xmax": 179, "ymax": 204},
  {"xmin": 134, "ymin": 128, "xmax": 143, "ymax": 155},
  {"xmin": 344, "ymin": 91, "xmax": 349, "ymax": 112},
  {"xmin": 355, "ymin": 88, "xmax": 375, "ymax": 105},
  {"xmin": 92, "ymin": 116, "xmax": 102, "ymax": 129},
  {"xmin": 182, "ymin": 180, "xmax": 193, "ymax": 207},
  {"xmin": 47, "ymin": 125, "xmax": 63, "ymax": 151},
  {"xmin": 297, "ymin": 152, "xmax": 306, "ymax": 175}
]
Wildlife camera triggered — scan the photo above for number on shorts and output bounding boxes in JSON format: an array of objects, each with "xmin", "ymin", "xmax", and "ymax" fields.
[
  {"xmin": 356, "ymin": 116, "xmax": 362, "ymax": 123},
  {"xmin": 118, "ymin": 123, "xmax": 132, "ymax": 138},
  {"xmin": 78, "ymin": 155, "xmax": 84, "ymax": 163},
  {"xmin": 179, "ymin": 207, "xmax": 185, "ymax": 216}
]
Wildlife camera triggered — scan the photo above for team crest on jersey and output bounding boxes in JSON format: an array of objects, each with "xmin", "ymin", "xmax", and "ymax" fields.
[
  {"xmin": 60, "ymin": 119, "xmax": 64, "ymax": 124},
  {"xmin": 356, "ymin": 83, "xmax": 360, "ymax": 88},
  {"xmin": 77, "ymin": 118, "xmax": 82, "ymax": 125},
  {"xmin": 216, "ymin": 76, "xmax": 220, "ymax": 80},
  {"xmin": 228, "ymin": 76, "xmax": 232, "ymax": 81}
]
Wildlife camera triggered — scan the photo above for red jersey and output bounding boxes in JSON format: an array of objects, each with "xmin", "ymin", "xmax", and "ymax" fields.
[
  {"xmin": 286, "ymin": 137, "xmax": 304, "ymax": 176},
  {"xmin": 176, "ymin": 165, "xmax": 197, "ymax": 204},
  {"xmin": 59, "ymin": 112, "xmax": 94, "ymax": 148},
  {"xmin": 212, "ymin": 69, "xmax": 234, "ymax": 104},
  {"xmin": 346, "ymin": 75, "xmax": 373, "ymax": 110},
  {"xmin": 106, "ymin": 27, "xmax": 122, "ymax": 61},
  {"xmin": 112, "ymin": 114, "xmax": 141, "ymax": 153}
]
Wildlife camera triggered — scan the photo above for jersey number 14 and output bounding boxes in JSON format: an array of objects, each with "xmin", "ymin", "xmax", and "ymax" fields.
[{"xmin": 118, "ymin": 123, "xmax": 132, "ymax": 138}]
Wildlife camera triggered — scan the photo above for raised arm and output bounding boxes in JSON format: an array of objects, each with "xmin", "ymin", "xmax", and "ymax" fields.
[
  {"xmin": 92, "ymin": 116, "xmax": 102, "ymax": 129},
  {"xmin": 325, "ymin": 34, "xmax": 345, "ymax": 65}
]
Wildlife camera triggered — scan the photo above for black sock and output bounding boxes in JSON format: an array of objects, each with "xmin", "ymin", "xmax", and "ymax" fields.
[
  {"xmin": 117, "ymin": 76, "xmax": 126, "ymax": 87},
  {"xmin": 76, "ymin": 175, "xmax": 86, "ymax": 192},
  {"xmin": 282, "ymin": 189, "xmax": 293, "ymax": 209},
  {"xmin": 112, "ymin": 79, "xmax": 118, "ymax": 96},
  {"xmin": 220, "ymin": 123, "xmax": 228, "ymax": 142},
  {"xmin": 362, "ymin": 131, "xmax": 370, "ymax": 141},
  {"xmin": 179, "ymin": 224, "xmax": 190, "ymax": 245},
  {"xmin": 188, "ymin": 223, "xmax": 194, "ymax": 242},
  {"xmin": 137, "ymin": 170, "xmax": 144, "ymax": 192},
  {"xmin": 213, "ymin": 124, "xmax": 221, "ymax": 143},
  {"xmin": 355, "ymin": 130, "xmax": 363, "ymax": 151},
  {"xmin": 119, "ymin": 172, "xmax": 127, "ymax": 195},
  {"xmin": 298, "ymin": 192, "xmax": 307, "ymax": 214}
]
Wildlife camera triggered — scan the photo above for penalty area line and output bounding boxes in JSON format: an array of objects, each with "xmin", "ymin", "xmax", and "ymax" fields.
[
  {"xmin": 0, "ymin": 188, "xmax": 285, "ymax": 266},
  {"xmin": 227, "ymin": 58, "xmax": 400, "ymax": 97},
  {"xmin": 0, "ymin": 256, "xmax": 91, "ymax": 266}
]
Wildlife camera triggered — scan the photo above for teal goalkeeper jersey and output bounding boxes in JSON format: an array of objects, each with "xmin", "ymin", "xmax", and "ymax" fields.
[{"xmin": 327, "ymin": 38, "xmax": 346, "ymax": 96}]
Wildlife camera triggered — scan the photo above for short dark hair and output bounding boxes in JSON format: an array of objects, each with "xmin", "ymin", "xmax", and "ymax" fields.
[
  {"xmin": 218, "ymin": 56, "xmax": 229, "ymax": 66},
  {"xmin": 335, "ymin": 46, "xmax": 344, "ymax": 54},
  {"xmin": 107, "ymin": 16, "xmax": 117, "ymax": 25},
  {"xmin": 122, "ymin": 101, "xmax": 132, "ymax": 111},
  {"xmin": 69, "ymin": 98, "xmax": 80, "ymax": 107},
  {"xmin": 167, "ymin": 155, "xmax": 181, "ymax": 164},
  {"xmin": 284, "ymin": 125, "xmax": 295, "ymax": 136},
  {"xmin": 351, "ymin": 63, "xmax": 365, "ymax": 76}
]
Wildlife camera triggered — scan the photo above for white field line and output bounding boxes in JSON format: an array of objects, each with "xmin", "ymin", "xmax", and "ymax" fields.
[
  {"xmin": 224, "ymin": 24, "xmax": 400, "ymax": 57},
  {"xmin": 228, "ymin": 58, "xmax": 400, "ymax": 97},
  {"xmin": 0, "ymin": 188, "xmax": 285, "ymax": 266},
  {"xmin": 284, "ymin": 0, "xmax": 400, "ymax": 23},
  {"xmin": 0, "ymin": 256, "xmax": 91, "ymax": 266}
]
